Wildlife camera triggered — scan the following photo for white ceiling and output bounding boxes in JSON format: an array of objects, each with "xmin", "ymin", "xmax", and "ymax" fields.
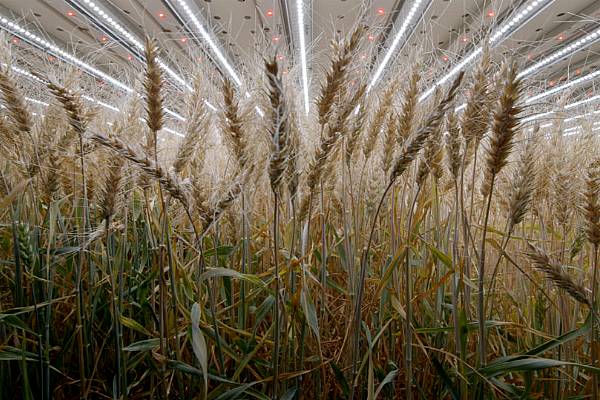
[{"xmin": 1, "ymin": 0, "xmax": 599, "ymax": 124}]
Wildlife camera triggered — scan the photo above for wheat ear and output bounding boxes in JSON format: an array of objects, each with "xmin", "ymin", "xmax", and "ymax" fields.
[
  {"xmin": 390, "ymin": 71, "xmax": 464, "ymax": 184},
  {"xmin": 265, "ymin": 57, "xmax": 289, "ymax": 193},
  {"xmin": 0, "ymin": 67, "xmax": 32, "ymax": 134},
  {"xmin": 524, "ymin": 242, "xmax": 591, "ymax": 307},
  {"xmin": 91, "ymin": 133, "xmax": 189, "ymax": 211},
  {"xmin": 317, "ymin": 25, "xmax": 364, "ymax": 127}
]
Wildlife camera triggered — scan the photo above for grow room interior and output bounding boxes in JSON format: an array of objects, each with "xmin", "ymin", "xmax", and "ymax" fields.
[{"xmin": 1, "ymin": 0, "xmax": 600, "ymax": 398}]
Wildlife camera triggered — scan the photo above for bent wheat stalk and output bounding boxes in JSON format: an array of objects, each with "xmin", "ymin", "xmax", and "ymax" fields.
[{"xmin": 348, "ymin": 71, "xmax": 463, "ymax": 399}]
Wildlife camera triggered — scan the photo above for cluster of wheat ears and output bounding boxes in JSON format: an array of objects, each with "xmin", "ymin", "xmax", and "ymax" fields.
[{"xmin": 1, "ymin": 24, "xmax": 600, "ymax": 399}]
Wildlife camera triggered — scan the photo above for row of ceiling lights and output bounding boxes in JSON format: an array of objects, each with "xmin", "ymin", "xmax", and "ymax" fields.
[{"xmin": 1, "ymin": 0, "xmax": 599, "ymax": 137}]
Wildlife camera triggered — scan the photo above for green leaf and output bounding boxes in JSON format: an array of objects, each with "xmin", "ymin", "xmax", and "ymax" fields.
[
  {"xmin": 301, "ymin": 287, "xmax": 320, "ymax": 341},
  {"xmin": 203, "ymin": 245, "xmax": 235, "ymax": 258},
  {"xmin": 281, "ymin": 387, "xmax": 299, "ymax": 400},
  {"xmin": 525, "ymin": 313, "xmax": 591, "ymax": 356},
  {"xmin": 0, "ymin": 315, "xmax": 36, "ymax": 334},
  {"xmin": 191, "ymin": 302, "xmax": 208, "ymax": 396},
  {"xmin": 0, "ymin": 346, "xmax": 39, "ymax": 361},
  {"xmin": 374, "ymin": 368, "xmax": 398, "ymax": 399},
  {"xmin": 332, "ymin": 362, "xmax": 350, "ymax": 397},
  {"xmin": 432, "ymin": 358, "xmax": 458, "ymax": 400},
  {"xmin": 119, "ymin": 315, "xmax": 151, "ymax": 336},
  {"xmin": 422, "ymin": 240, "xmax": 452, "ymax": 269},
  {"xmin": 214, "ymin": 382, "xmax": 260, "ymax": 400},
  {"xmin": 166, "ymin": 360, "xmax": 234, "ymax": 384},
  {"xmin": 0, "ymin": 296, "xmax": 70, "ymax": 320},
  {"xmin": 480, "ymin": 357, "xmax": 600, "ymax": 378},
  {"xmin": 123, "ymin": 338, "xmax": 160, "ymax": 352},
  {"xmin": 200, "ymin": 268, "xmax": 265, "ymax": 287},
  {"xmin": 253, "ymin": 295, "xmax": 275, "ymax": 336}
]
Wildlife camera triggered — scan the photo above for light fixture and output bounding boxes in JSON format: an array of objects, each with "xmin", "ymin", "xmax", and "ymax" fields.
[
  {"xmin": 367, "ymin": 0, "xmax": 430, "ymax": 91},
  {"xmin": 521, "ymin": 110, "xmax": 554, "ymax": 123},
  {"xmin": 565, "ymin": 94, "xmax": 600, "ymax": 109},
  {"xmin": 0, "ymin": 14, "xmax": 134, "ymax": 93},
  {"xmin": 377, "ymin": 8, "xmax": 385, "ymax": 16},
  {"xmin": 69, "ymin": 0, "xmax": 191, "ymax": 90},
  {"xmin": 524, "ymin": 69, "xmax": 600, "ymax": 104},
  {"xmin": 8, "ymin": 64, "xmax": 186, "ymax": 136},
  {"xmin": 296, "ymin": 0, "xmax": 310, "ymax": 114},
  {"xmin": 82, "ymin": 95, "xmax": 120, "ymax": 112},
  {"xmin": 518, "ymin": 26, "xmax": 600, "ymax": 78},
  {"xmin": 564, "ymin": 109, "xmax": 600, "ymax": 123},
  {"xmin": 25, "ymin": 96, "xmax": 49, "ymax": 107},
  {"xmin": 164, "ymin": 108, "xmax": 185, "ymax": 122},
  {"xmin": 67, "ymin": 11, "xmax": 76, "ymax": 17},
  {"xmin": 163, "ymin": 0, "xmax": 266, "ymax": 117},
  {"xmin": 454, "ymin": 103, "xmax": 467, "ymax": 112},
  {"xmin": 158, "ymin": 11, "xmax": 166, "ymax": 19},
  {"xmin": 0, "ymin": 16, "xmax": 192, "ymax": 127},
  {"xmin": 420, "ymin": 0, "xmax": 552, "ymax": 102},
  {"xmin": 166, "ymin": 0, "xmax": 243, "ymax": 86},
  {"xmin": 487, "ymin": 10, "xmax": 495, "ymax": 17},
  {"xmin": 266, "ymin": 9, "xmax": 274, "ymax": 17}
]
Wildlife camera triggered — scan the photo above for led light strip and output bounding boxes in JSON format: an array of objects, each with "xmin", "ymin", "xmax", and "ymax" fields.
[
  {"xmin": 521, "ymin": 110, "xmax": 554, "ymax": 123},
  {"xmin": 162, "ymin": 0, "xmax": 264, "ymax": 117},
  {"xmin": 296, "ymin": 0, "xmax": 310, "ymax": 114},
  {"xmin": 518, "ymin": 26, "xmax": 600, "ymax": 78},
  {"xmin": 71, "ymin": 0, "xmax": 219, "ymax": 111},
  {"xmin": 564, "ymin": 109, "xmax": 600, "ymax": 123},
  {"xmin": 164, "ymin": 0, "xmax": 264, "ymax": 117},
  {"xmin": 419, "ymin": 49, "xmax": 482, "ymax": 101},
  {"xmin": 1, "ymin": 14, "xmax": 191, "ymax": 123},
  {"xmin": 419, "ymin": 0, "xmax": 552, "ymax": 102},
  {"xmin": 25, "ymin": 96, "xmax": 49, "ymax": 107},
  {"xmin": 565, "ymin": 93, "xmax": 600, "ymax": 109},
  {"xmin": 522, "ymin": 100, "xmax": 600, "ymax": 126},
  {"xmin": 7, "ymin": 65, "xmax": 184, "ymax": 136},
  {"xmin": 0, "ymin": 15, "xmax": 133, "ymax": 93},
  {"xmin": 168, "ymin": 0, "xmax": 242, "ymax": 86},
  {"xmin": 525, "ymin": 69, "xmax": 600, "ymax": 104},
  {"xmin": 82, "ymin": 94, "xmax": 120, "ymax": 112},
  {"xmin": 72, "ymin": 0, "xmax": 192, "ymax": 91},
  {"xmin": 18, "ymin": 95, "xmax": 184, "ymax": 136},
  {"xmin": 368, "ymin": 0, "xmax": 430, "ymax": 92}
]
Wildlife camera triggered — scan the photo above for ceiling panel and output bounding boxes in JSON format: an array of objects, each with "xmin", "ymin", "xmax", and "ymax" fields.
[{"xmin": 0, "ymin": 0, "xmax": 598, "ymax": 127}]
